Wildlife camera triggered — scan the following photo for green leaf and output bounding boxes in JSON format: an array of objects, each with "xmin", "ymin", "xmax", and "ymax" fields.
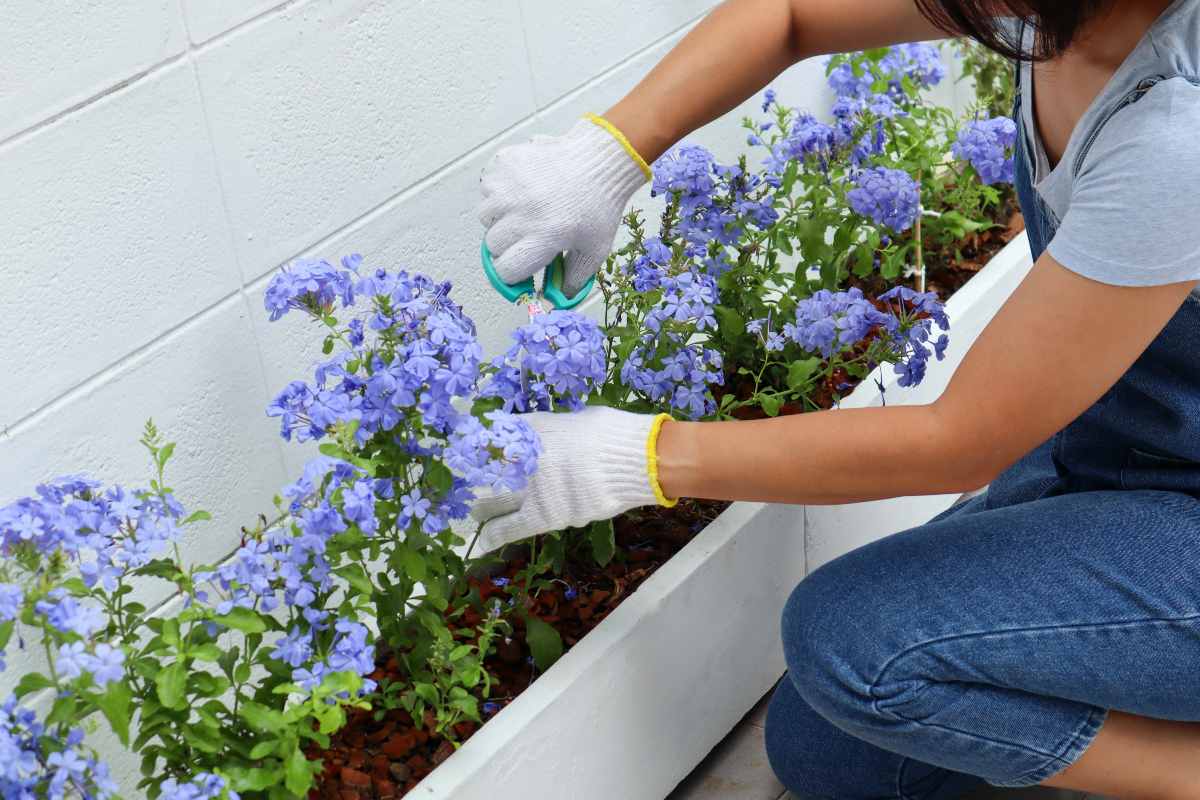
[
  {"xmin": 182, "ymin": 723, "xmax": 224, "ymax": 754},
  {"xmin": 229, "ymin": 766, "xmax": 284, "ymax": 793},
  {"xmin": 588, "ymin": 519, "xmax": 616, "ymax": 567},
  {"xmin": 524, "ymin": 615, "xmax": 563, "ymax": 671},
  {"xmin": 285, "ymin": 747, "xmax": 313, "ymax": 796},
  {"xmin": 0, "ymin": 621, "xmax": 14, "ymax": 652},
  {"xmin": 713, "ymin": 305, "xmax": 746, "ymax": 347},
  {"xmin": 249, "ymin": 740, "xmax": 277, "ymax": 760},
  {"xmin": 397, "ymin": 545, "xmax": 427, "ymax": 583},
  {"xmin": 215, "ymin": 606, "xmax": 267, "ymax": 634},
  {"xmin": 47, "ymin": 692, "xmax": 79, "ymax": 726},
  {"xmin": 157, "ymin": 442, "xmax": 176, "ymax": 468},
  {"xmin": 759, "ymin": 394, "xmax": 784, "ymax": 418},
  {"xmin": 155, "ymin": 662, "xmax": 188, "ymax": 709},
  {"xmin": 96, "ymin": 683, "xmax": 133, "ymax": 746},
  {"xmin": 424, "ymin": 461, "xmax": 454, "ymax": 494},
  {"xmin": 13, "ymin": 671, "xmax": 54, "ymax": 695},
  {"xmin": 447, "ymin": 644, "xmax": 473, "ymax": 662},
  {"xmin": 786, "ymin": 358, "xmax": 822, "ymax": 390},
  {"xmin": 318, "ymin": 442, "xmax": 351, "ymax": 461},
  {"xmin": 162, "ymin": 618, "xmax": 180, "ymax": 647},
  {"xmin": 413, "ymin": 683, "xmax": 439, "ymax": 707},
  {"xmin": 333, "ymin": 564, "xmax": 374, "ymax": 595},
  {"xmin": 183, "ymin": 510, "xmax": 212, "ymax": 525},
  {"xmin": 240, "ymin": 701, "xmax": 287, "ymax": 733},
  {"xmin": 191, "ymin": 643, "xmax": 223, "ymax": 662}
]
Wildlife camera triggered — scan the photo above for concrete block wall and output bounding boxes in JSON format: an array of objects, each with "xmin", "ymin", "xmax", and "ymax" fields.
[{"xmin": 1, "ymin": 1, "xmax": 967, "ymax": 791}]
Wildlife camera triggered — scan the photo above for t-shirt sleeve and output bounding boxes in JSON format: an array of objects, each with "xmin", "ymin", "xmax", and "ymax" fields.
[{"xmin": 1046, "ymin": 78, "xmax": 1200, "ymax": 287}]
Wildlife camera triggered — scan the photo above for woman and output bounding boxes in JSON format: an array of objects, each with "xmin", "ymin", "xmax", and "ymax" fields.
[{"xmin": 474, "ymin": 1, "xmax": 1200, "ymax": 797}]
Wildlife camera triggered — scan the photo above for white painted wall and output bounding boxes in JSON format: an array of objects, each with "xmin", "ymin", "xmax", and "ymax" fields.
[{"xmin": 0, "ymin": 1, "xmax": 969, "ymax": 791}]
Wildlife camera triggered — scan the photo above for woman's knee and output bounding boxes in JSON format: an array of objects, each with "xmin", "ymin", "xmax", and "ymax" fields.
[{"xmin": 779, "ymin": 557, "xmax": 888, "ymax": 730}]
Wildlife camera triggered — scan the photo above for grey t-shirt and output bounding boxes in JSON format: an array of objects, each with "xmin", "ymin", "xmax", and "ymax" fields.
[{"xmin": 1013, "ymin": 1, "xmax": 1200, "ymax": 286}]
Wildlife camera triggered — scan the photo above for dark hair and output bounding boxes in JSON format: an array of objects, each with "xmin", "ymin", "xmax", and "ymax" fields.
[{"xmin": 914, "ymin": 0, "xmax": 1114, "ymax": 61}]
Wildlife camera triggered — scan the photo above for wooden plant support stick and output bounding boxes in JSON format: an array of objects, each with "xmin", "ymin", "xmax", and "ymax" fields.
[{"xmin": 915, "ymin": 169, "xmax": 926, "ymax": 293}]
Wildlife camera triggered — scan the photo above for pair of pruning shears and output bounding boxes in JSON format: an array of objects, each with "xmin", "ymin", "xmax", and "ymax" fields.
[{"xmin": 480, "ymin": 240, "xmax": 594, "ymax": 320}]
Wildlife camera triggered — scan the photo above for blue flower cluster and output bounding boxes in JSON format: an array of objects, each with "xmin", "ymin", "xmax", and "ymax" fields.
[
  {"xmin": 266, "ymin": 262, "xmax": 483, "ymax": 444},
  {"xmin": 848, "ymin": 167, "xmax": 921, "ymax": 232},
  {"xmin": 196, "ymin": 487, "xmax": 380, "ymax": 697},
  {"xmin": 265, "ymin": 257, "xmax": 546, "ymax": 524},
  {"xmin": 828, "ymin": 43, "xmax": 945, "ymax": 104},
  {"xmin": 764, "ymin": 113, "xmax": 836, "ymax": 179},
  {"xmin": 620, "ymin": 267, "xmax": 724, "ymax": 420},
  {"xmin": 781, "ymin": 288, "xmax": 895, "ymax": 357},
  {"xmin": 880, "ymin": 43, "xmax": 947, "ymax": 91},
  {"xmin": 481, "ymin": 311, "xmax": 607, "ymax": 413},
  {"xmin": 0, "ymin": 476, "xmax": 188, "ymax": 683},
  {"xmin": 877, "ymin": 286, "xmax": 951, "ymax": 387},
  {"xmin": 953, "ymin": 116, "xmax": 1018, "ymax": 185},
  {"xmin": 446, "ymin": 413, "xmax": 542, "ymax": 492},
  {"xmin": 652, "ymin": 145, "xmax": 777, "ymax": 253},
  {"xmin": 159, "ymin": 772, "xmax": 237, "ymax": 800},
  {"xmin": 748, "ymin": 286, "xmax": 949, "ymax": 391},
  {"xmin": 280, "ymin": 618, "xmax": 377, "ymax": 696},
  {"xmin": 264, "ymin": 256, "xmax": 358, "ymax": 321},
  {"xmin": 0, "ymin": 696, "xmax": 118, "ymax": 800}
]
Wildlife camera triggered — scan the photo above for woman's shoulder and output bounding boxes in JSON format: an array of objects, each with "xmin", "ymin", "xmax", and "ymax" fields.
[
  {"xmin": 1148, "ymin": 0, "xmax": 1200, "ymax": 79},
  {"xmin": 1086, "ymin": 76, "xmax": 1200, "ymax": 170}
]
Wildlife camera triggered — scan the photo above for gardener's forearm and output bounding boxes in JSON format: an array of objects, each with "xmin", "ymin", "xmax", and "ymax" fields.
[
  {"xmin": 656, "ymin": 404, "xmax": 984, "ymax": 505},
  {"xmin": 604, "ymin": 0, "xmax": 944, "ymax": 162}
]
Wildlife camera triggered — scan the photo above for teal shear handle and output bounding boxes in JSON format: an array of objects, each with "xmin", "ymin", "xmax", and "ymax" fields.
[{"xmin": 480, "ymin": 241, "xmax": 594, "ymax": 310}]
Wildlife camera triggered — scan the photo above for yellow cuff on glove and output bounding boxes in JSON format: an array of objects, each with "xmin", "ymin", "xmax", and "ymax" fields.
[
  {"xmin": 584, "ymin": 113, "xmax": 653, "ymax": 182},
  {"xmin": 646, "ymin": 413, "xmax": 678, "ymax": 508}
]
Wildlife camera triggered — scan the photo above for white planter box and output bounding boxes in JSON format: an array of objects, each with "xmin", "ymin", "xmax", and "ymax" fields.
[{"xmin": 412, "ymin": 232, "xmax": 1034, "ymax": 800}]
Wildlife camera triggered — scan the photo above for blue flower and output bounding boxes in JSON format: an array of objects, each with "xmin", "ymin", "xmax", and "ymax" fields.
[
  {"xmin": 159, "ymin": 773, "xmax": 238, "ymax": 800},
  {"xmin": 480, "ymin": 311, "xmax": 606, "ymax": 413},
  {"xmin": 35, "ymin": 591, "xmax": 104, "ymax": 637},
  {"xmin": 264, "ymin": 258, "xmax": 356, "ymax": 321},
  {"xmin": 88, "ymin": 644, "xmax": 125, "ymax": 687},
  {"xmin": 953, "ymin": 116, "xmax": 1017, "ymax": 185},
  {"xmin": 651, "ymin": 144, "xmax": 716, "ymax": 200},
  {"xmin": 847, "ymin": 167, "xmax": 921, "ymax": 232},
  {"xmin": 271, "ymin": 626, "xmax": 314, "ymax": 668},
  {"xmin": 0, "ymin": 585, "xmax": 22, "ymax": 623}
]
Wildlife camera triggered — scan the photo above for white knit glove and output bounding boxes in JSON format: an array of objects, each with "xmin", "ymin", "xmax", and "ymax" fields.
[
  {"xmin": 469, "ymin": 407, "xmax": 675, "ymax": 556},
  {"xmin": 477, "ymin": 116, "xmax": 650, "ymax": 297}
]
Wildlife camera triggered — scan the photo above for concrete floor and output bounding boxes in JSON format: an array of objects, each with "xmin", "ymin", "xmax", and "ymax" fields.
[{"xmin": 665, "ymin": 690, "xmax": 1095, "ymax": 800}]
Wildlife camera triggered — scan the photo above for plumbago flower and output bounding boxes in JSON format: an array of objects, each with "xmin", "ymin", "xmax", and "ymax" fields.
[
  {"xmin": 618, "ymin": 266, "xmax": 725, "ymax": 420},
  {"xmin": 479, "ymin": 310, "xmax": 607, "ymax": 413},
  {"xmin": 257, "ymin": 252, "xmax": 611, "ymax": 744},
  {"xmin": 0, "ymin": 449, "xmax": 252, "ymax": 800},
  {"xmin": 738, "ymin": 285, "xmax": 950, "ymax": 411},
  {"xmin": 0, "ymin": 249, "xmax": 609, "ymax": 799},
  {"xmin": 848, "ymin": 167, "xmax": 921, "ymax": 233},
  {"xmin": 953, "ymin": 115, "xmax": 1018, "ymax": 185},
  {"xmin": 602, "ymin": 41, "xmax": 996, "ymax": 420},
  {"xmin": 0, "ymin": 698, "xmax": 119, "ymax": 800}
]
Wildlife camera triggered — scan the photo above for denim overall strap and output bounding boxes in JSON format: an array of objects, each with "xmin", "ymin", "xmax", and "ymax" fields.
[{"xmin": 1012, "ymin": 60, "xmax": 1053, "ymax": 261}]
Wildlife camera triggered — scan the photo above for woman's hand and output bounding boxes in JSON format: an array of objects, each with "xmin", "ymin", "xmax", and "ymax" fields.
[
  {"xmin": 469, "ymin": 407, "xmax": 674, "ymax": 555},
  {"xmin": 475, "ymin": 1, "xmax": 943, "ymax": 296},
  {"xmin": 476, "ymin": 118, "xmax": 649, "ymax": 297}
]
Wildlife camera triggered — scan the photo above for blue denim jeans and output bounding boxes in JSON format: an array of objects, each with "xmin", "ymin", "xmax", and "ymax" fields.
[{"xmin": 764, "ymin": 62, "xmax": 1200, "ymax": 798}]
